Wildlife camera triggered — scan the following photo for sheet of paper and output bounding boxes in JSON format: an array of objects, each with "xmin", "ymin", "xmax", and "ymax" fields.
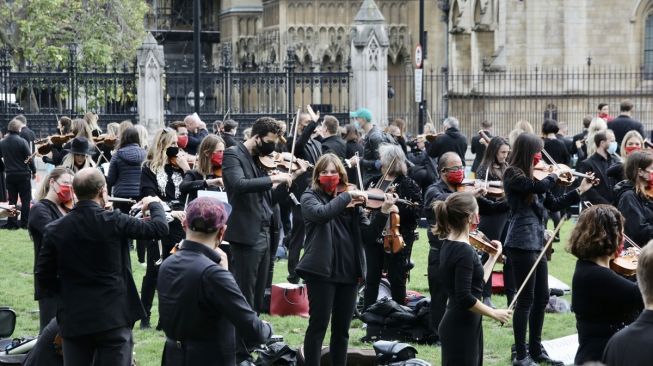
[
  {"xmin": 197, "ymin": 190, "xmax": 228, "ymax": 204},
  {"xmin": 542, "ymin": 333, "xmax": 578, "ymax": 366}
]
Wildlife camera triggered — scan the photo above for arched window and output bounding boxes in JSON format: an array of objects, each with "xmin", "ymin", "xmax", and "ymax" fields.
[{"xmin": 644, "ymin": 13, "xmax": 653, "ymax": 77}]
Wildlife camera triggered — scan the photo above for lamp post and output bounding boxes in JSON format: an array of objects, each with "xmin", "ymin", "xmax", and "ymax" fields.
[
  {"xmin": 192, "ymin": 0, "xmax": 201, "ymax": 114},
  {"xmin": 68, "ymin": 42, "xmax": 79, "ymax": 115}
]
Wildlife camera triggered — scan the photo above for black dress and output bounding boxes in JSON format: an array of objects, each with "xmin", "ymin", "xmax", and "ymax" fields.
[
  {"xmin": 572, "ymin": 259, "xmax": 643, "ymax": 365},
  {"xmin": 439, "ymin": 239, "xmax": 485, "ymax": 366}
]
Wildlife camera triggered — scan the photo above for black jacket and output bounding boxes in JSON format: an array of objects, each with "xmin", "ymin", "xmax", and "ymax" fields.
[
  {"xmin": 610, "ymin": 114, "xmax": 645, "ymax": 150},
  {"xmin": 27, "ymin": 199, "xmax": 65, "ymax": 300},
  {"xmin": 361, "ymin": 126, "xmax": 396, "ymax": 179},
  {"xmin": 470, "ymin": 130, "xmax": 491, "ymax": 172},
  {"xmin": 367, "ymin": 175, "xmax": 423, "ymax": 242},
  {"xmin": 603, "ymin": 310, "xmax": 653, "ymax": 366},
  {"xmin": 158, "ymin": 240, "xmax": 272, "ymax": 366},
  {"xmin": 186, "ymin": 129, "xmax": 209, "ymax": 155},
  {"xmin": 107, "ymin": 143, "xmax": 146, "ymax": 198},
  {"xmin": 408, "ymin": 155, "xmax": 439, "ymax": 194},
  {"xmin": 140, "ymin": 163, "xmax": 185, "ymax": 203},
  {"xmin": 572, "ymin": 130, "xmax": 588, "ymax": 162},
  {"xmin": 321, "ymin": 135, "xmax": 347, "ymax": 160},
  {"xmin": 297, "ymin": 189, "xmax": 386, "ymax": 279},
  {"xmin": 614, "ymin": 180, "xmax": 653, "ymax": 247},
  {"xmin": 543, "ymin": 137, "xmax": 570, "ymax": 165},
  {"xmin": 503, "ymin": 167, "xmax": 580, "ymax": 251},
  {"xmin": 35, "ymin": 200, "xmax": 169, "ymax": 337},
  {"xmin": 428, "ymin": 127, "xmax": 468, "ymax": 165},
  {"xmin": 0, "ymin": 131, "xmax": 35, "ymax": 175},
  {"xmin": 222, "ymin": 143, "xmax": 288, "ymax": 245},
  {"xmin": 576, "ymin": 153, "xmax": 616, "ymax": 204},
  {"xmin": 222, "ymin": 133, "xmax": 239, "ymax": 149},
  {"xmin": 180, "ymin": 170, "xmax": 222, "ymax": 204}
]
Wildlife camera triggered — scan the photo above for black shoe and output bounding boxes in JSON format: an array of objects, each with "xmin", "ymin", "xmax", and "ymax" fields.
[
  {"xmin": 512, "ymin": 356, "xmax": 537, "ymax": 366},
  {"xmin": 531, "ymin": 352, "xmax": 564, "ymax": 366},
  {"xmin": 140, "ymin": 318, "xmax": 150, "ymax": 329}
]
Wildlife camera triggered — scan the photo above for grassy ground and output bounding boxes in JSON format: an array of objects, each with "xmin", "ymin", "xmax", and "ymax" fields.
[{"xmin": 0, "ymin": 222, "xmax": 577, "ymax": 365}]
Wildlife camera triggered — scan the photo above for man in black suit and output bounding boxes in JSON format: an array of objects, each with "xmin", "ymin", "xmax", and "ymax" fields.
[
  {"xmin": 319, "ymin": 115, "xmax": 346, "ymax": 160},
  {"xmin": 470, "ymin": 120, "xmax": 492, "ymax": 172},
  {"xmin": 428, "ymin": 116, "xmax": 469, "ymax": 166},
  {"xmin": 603, "ymin": 243, "xmax": 653, "ymax": 366},
  {"xmin": 576, "ymin": 131, "xmax": 617, "ymax": 204},
  {"xmin": 610, "ymin": 100, "xmax": 645, "ymax": 151},
  {"xmin": 35, "ymin": 168, "xmax": 169, "ymax": 366},
  {"xmin": 222, "ymin": 119, "xmax": 240, "ymax": 148},
  {"xmin": 0, "ymin": 119, "xmax": 36, "ymax": 229}
]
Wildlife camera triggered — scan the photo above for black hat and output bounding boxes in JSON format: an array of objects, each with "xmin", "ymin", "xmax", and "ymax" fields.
[{"xmin": 65, "ymin": 137, "xmax": 93, "ymax": 156}]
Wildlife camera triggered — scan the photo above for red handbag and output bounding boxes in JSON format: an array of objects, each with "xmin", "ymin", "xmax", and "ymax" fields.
[{"xmin": 270, "ymin": 283, "xmax": 310, "ymax": 318}]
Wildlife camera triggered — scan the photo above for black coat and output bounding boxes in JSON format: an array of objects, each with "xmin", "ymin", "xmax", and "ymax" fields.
[
  {"xmin": 361, "ymin": 126, "xmax": 396, "ymax": 178},
  {"xmin": 576, "ymin": 153, "xmax": 616, "ymax": 204},
  {"xmin": 321, "ymin": 135, "xmax": 347, "ymax": 160},
  {"xmin": 158, "ymin": 240, "xmax": 271, "ymax": 366},
  {"xmin": 367, "ymin": 175, "xmax": 422, "ymax": 241},
  {"xmin": 428, "ymin": 127, "xmax": 468, "ymax": 165},
  {"xmin": 35, "ymin": 200, "xmax": 169, "ymax": 337},
  {"xmin": 614, "ymin": 180, "xmax": 653, "ymax": 247},
  {"xmin": 470, "ymin": 130, "xmax": 491, "ymax": 172},
  {"xmin": 297, "ymin": 189, "xmax": 386, "ymax": 279},
  {"xmin": 572, "ymin": 130, "xmax": 588, "ymax": 162},
  {"xmin": 107, "ymin": 143, "xmax": 146, "ymax": 198},
  {"xmin": 27, "ymin": 199, "xmax": 65, "ymax": 300},
  {"xmin": 503, "ymin": 167, "xmax": 580, "ymax": 251},
  {"xmin": 408, "ymin": 155, "xmax": 439, "ymax": 194},
  {"xmin": 186, "ymin": 129, "xmax": 209, "ymax": 155},
  {"xmin": 222, "ymin": 143, "xmax": 288, "ymax": 245},
  {"xmin": 543, "ymin": 137, "xmax": 570, "ymax": 165},
  {"xmin": 0, "ymin": 131, "xmax": 35, "ymax": 175},
  {"xmin": 610, "ymin": 114, "xmax": 645, "ymax": 150},
  {"xmin": 222, "ymin": 133, "xmax": 239, "ymax": 149},
  {"xmin": 603, "ymin": 310, "xmax": 653, "ymax": 366},
  {"xmin": 179, "ymin": 170, "xmax": 222, "ymax": 204}
]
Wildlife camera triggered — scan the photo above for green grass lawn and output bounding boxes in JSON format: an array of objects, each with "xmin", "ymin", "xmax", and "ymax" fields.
[{"xmin": 0, "ymin": 222, "xmax": 578, "ymax": 365}]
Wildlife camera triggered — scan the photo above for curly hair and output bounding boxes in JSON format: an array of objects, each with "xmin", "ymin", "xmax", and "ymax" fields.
[
  {"xmin": 251, "ymin": 117, "xmax": 282, "ymax": 138},
  {"xmin": 567, "ymin": 205, "xmax": 624, "ymax": 260}
]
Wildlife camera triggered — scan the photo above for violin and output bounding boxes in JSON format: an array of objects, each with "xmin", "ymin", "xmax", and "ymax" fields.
[
  {"xmin": 334, "ymin": 183, "xmax": 418, "ymax": 209},
  {"xmin": 469, "ymin": 229, "xmax": 500, "ymax": 256},
  {"xmin": 383, "ymin": 212, "xmax": 405, "ymax": 254},
  {"xmin": 50, "ymin": 133, "xmax": 75, "ymax": 146},
  {"xmin": 258, "ymin": 152, "xmax": 313, "ymax": 173},
  {"xmin": 0, "ymin": 204, "xmax": 18, "ymax": 217},
  {"xmin": 610, "ymin": 247, "xmax": 639, "ymax": 277},
  {"xmin": 93, "ymin": 134, "xmax": 118, "ymax": 149},
  {"xmin": 536, "ymin": 149, "xmax": 599, "ymax": 186},
  {"xmin": 456, "ymin": 179, "xmax": 504, "ymax": 198},
  {"xmin": 213, "ymin": 166, "xmax": 222, "ymax": 178}
]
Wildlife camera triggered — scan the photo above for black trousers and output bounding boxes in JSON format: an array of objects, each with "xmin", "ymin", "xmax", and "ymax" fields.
[
  {"xmin": 38, "ymin": 296, "xmax": 57, "ymax": 333},
  {"xmin": 304, "ymin": 279, "xmax": 358, "ymax": 366},
  {"xmin": 5, "ymin": 173, "xmax": 31, "ymax": 228},
  {"xmin": 287, "ymin": 205, "xmax": 305, "ymax": 281},
  {"xmin": 506, "ymin": 247, "xmax": 549, "ymax": 360},
  {"xmin": 63, "ymin": 326, "xmax": 132, "ymax": 366},
  {"xmin": 363, "ymin": 238, "xmax": 413, "ymax": 309},
  {"xmin": 427, "ymin": 246, "xmax": 447, "ymax": 338}
]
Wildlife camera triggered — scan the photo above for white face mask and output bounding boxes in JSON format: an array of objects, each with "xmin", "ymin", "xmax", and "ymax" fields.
[{"xmin": 607, "ymin": 141, "xmax": 618, "ymax": 155}]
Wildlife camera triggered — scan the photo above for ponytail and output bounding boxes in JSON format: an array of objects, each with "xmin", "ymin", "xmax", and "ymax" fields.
[
  {"xmin": 430, "ymin": 192, "xmax": 478, "ymax": 238},
  {"xmin": 432, "ymin": 201, "xmax": 451, "ymax": 238}
]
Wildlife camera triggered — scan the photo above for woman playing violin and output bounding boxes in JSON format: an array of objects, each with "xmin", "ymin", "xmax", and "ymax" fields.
[
  {"xmin": 139, "ymin": 127, "xmax": 189, "ymax": 329},
  {"xmin": 607, "ymin": 130, "xmax": 644, "ymax": 182},
  {"xmin": 567, "ymin": 204, "xmax": 643, "ymax": 365},
  {"xmin": 503, "ymin": 133, "xmax": 594, "ymax": 366},
  {"xmin": 475, "ymin": 136, "xmax": 510, "ymax": 307},
  {"xmin": 434, "ymin": 192, "xmax": 512, "ymax": 366},
  {"xmin": 180, "ymin": 135, "xmax": 225, "ymax": 204},
  {"xmin": 27, "ymin": 167, "xmax": 75, "ymax": 331},
  {"xmin": 614, "ymin": 150, "xmax": 653, "ymax": 248},
  {"xmin": 541, "ymin": 120, "xmax": 571, "ymax": 242},
  {"xmin": 297, "ymin": 153, "xmax": 394, "ymax": 366},
  {"xmin": 363, "ymin": 144, "xmax": 422, "ymax": 309}
]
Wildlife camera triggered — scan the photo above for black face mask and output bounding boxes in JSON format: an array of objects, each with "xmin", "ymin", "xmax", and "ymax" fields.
[
  {"xmin": 166, "ymin": 146, "xmax": 179, "ymax": 158},
  {"xmin": 257, "ymin": 138, "xmax": 276, "ymax": 156}
]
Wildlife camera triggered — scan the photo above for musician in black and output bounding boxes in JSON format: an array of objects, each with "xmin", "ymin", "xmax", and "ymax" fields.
[
  {"xmin": 614, "ymin": 150, "xmax": 653, "ymax": 247},
  {"xmin": 180, "ymin": 134, "xmax": 225, "ymax": 204},
  {"xmin": 157, "ymin": 197, "xmax": 272, "ymax": 365},
  {"xmin": 503, "ymin": 133, "xmax": 593, "ymax": 366},
  {"xmin": 27, "ymin": 167, "xmax": 75, "ymax": 332},
  {"xmin": 576, "ymin": 130, "xmax": 618, "ymax": 205},
  {"xmin": 363, "ymin": 144, "xmax": 422, "ymax": 309},
  {"xmin": 0, "ymin": 119, "xmax": 36, "ymax": 229},
  {"xmin": 35, "ymin": 168, "xmax": 168, "ymax": 366},
  {"xmin": 567, "ymin": 205, "xmax": 642, "ymax": 365},
  {"xmin": 434, "ymin": 192, "xmax": 511, "ymax": 366}
]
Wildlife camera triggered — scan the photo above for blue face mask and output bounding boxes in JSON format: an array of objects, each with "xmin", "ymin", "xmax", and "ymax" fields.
[
  {"xmin": 353, "ymin": 120, "xmax": 361, "ymax": 129},
  {"xmin": 607, "ymin": 141, "xmax": 618, "ymax": 155}
]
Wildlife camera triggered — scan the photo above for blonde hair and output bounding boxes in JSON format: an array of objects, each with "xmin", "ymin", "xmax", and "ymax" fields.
[
  {"xmin": 71, "ymin": 118, "xmax": 93, "ymax": 140},
  {"xmin": 36, "ymin": 167, "xmax": 74, "ymax": 200},
  {"xmin": 243, "ymin": 127, "xmax": 252, "ymax": 140},
  {"xmin": 586, "ymin": 118, "xmax": 608, "ymax": 156},
  {"xmin": 106, "ymin": 122, "xmax": 120, "ymax": 137},
  {"xmin": 146, "ymin": 128, "xmax": 177, "ymax": 173},
  {"xmin": 61, "ymin": 153, "xmax": 95, "ymax": 173},
  {"xmin": 620, "ymin": 130, "xmax": 644, "ymax": 158},
  {"xmin": 134, "ymin": 124, "xmax": 149, "ymax": 150},
  {"xmin": 311, "ymin": 153, "xmax": 348, "ymax": 191},
  {"xmin": 197, "ymin": 135, "xmax": 225, "ymax": 176},
  {"xmin": 84, "ymin": 112, "xmax": 101, "ymax": 133},
  {"xmin": 509, "ymin": 120, "xmax": 534, "ymax": 146}
]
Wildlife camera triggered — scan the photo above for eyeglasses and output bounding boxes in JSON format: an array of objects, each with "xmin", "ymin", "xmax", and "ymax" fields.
[{"xmin": 442, "ymin": 165, "xmax": 463, "ymax": 173}]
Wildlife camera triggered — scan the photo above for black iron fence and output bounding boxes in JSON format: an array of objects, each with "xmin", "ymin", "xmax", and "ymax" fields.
[
  {"xmin": 0, "ymin": 47, "xmax": 138, "ymax": 136},
  {"xmin": 390, "ymin": 66, "xmax": 653, "ymax": 140},
  {"xmin": 164, "ymin": 45, "xmax": 352, "ymax": 133}
]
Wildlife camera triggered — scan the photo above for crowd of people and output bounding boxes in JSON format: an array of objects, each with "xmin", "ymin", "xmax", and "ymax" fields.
[{"xmin": 0, "ymin": 99, "xmax": 652, "ymax": 366}]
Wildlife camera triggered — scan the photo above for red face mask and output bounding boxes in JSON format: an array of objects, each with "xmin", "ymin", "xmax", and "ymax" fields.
[
  {"xmin": 533, "ymin": 152, "xmax": 543, "ymax": 166},
  {"xmin": 211, "ymin": 151, "xmax": 223, "ymax": 166},
  {"xmin": 55, "ymin": 182, "xmax": 73, "ymax": 203},
  {"xmin": 446, "ymin": 170, "xmax": 465, "ymax": 185},
  {"xmin": 624, "ymin": 146, "xmax": 641, "ymax": 155},
  {"xmin": 470, "ymin": 214, "xmax": 480, "ymax": 232},
  {"xmin": 599, "ymin": 112, "xmax": 609, "ymax": 120},
  {"xmin": 177, "ymin": 135, "xmax": 189, "ymax": 149},
  {"xmin": 319, "ymin": 174, "xmax": 340, "ymax": 193}
]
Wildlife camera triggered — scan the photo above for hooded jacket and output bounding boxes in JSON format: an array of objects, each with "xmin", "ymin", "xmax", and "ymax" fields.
[
  {"xmin": 614, "ymin": 180, "xmax": 653, "ymax": 247},
  {"xmin": 427, "ymin": 127, "xmax": 468, "ymax": 166},
  {"xmin": 107, "ymin": 143, "xmax": 146, "ymax": 198}
]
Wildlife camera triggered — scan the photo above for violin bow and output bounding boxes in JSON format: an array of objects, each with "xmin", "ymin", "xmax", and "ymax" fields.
[
  {"xmin": 287, "ymin": 107, "xmax": 302, "ymax": 174},
  {"xmin": 375, "ymin": 156, "xmax": 397, "ymax": 190},
  {"xmin": 508, "ymin": 215, "xmax": 568, "ymax": 311},
  {"xmin": 583, "ymin": 201, "xmax": 641, "ymax": 250},
  {"xmin": 355, "ymin": 151, "xmax": 364, "ymax": 191},
  {"xmin": 425, "ymin": 108, "xmax": 435, "ymax": 133},
  {"xmin": 483, "ymin": 167, "xmax": 490, "ymax": 191}
]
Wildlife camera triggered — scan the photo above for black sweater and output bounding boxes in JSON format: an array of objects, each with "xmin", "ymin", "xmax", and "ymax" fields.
[
  {"xmin": 572, "ymin": 259, "xmax": 642, "ymax": 365},
  {"xmin": 439, "ymin": 240, "xmax": 484, "ymax": 310},
  {"xmin": 0, "ymin": 131, "xmax": 36, "ymax": 175}
]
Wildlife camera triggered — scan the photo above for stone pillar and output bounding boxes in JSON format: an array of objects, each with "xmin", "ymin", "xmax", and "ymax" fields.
[
  {"xmin": 137, "ymin": 33, "xmax": 165, "ymax": 139},
  {"xmin": 351, "ymin": 0, "xmax": 389, "ymax": 126}
]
